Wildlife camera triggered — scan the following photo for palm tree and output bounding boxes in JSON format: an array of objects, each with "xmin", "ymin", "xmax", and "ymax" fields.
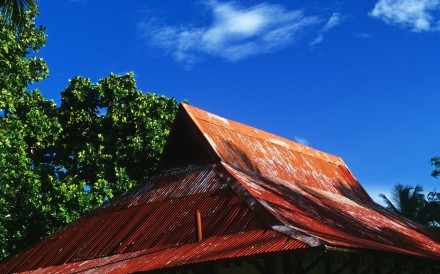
[
  {"xmin": 0, "ymin": 0, "xmax": 37, "ymax": 26},
  {"xmin": 379, "ymin": 184, "xmax": 428, "ymax": 224}
]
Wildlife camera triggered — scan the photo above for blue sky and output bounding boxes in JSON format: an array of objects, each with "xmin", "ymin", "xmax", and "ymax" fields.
[{"xmin": 34, "ymin": 0, "xmax": 440, "ymax": 204}]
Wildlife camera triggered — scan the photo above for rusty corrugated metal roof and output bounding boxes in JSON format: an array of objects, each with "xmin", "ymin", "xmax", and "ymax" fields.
[
  {"xmin": 223, "ymin": 163, "xmax": 440, "ymax": 260},
  {"xmin": 181, "ymin": 103, "xmax": 371, "ymax": 202},
  {"xmin": 1, "ymin": 164, "xmax": 307, "ymax": 273},
  {"xmin": 179, "ymin": 104, "xmax": 440, "ymax": 259},
  {"xmin": 20, "ymin": 229, "xmax": 307, "ymax": 273},
  {"xmin": 2, "ymin": 103, "xmax": 440, "ymax": 273}
]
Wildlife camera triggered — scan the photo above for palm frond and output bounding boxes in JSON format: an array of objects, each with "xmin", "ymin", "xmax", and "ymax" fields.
[
  {"xmin": 0, "ymin": 0, "xmax": 37, "ymax": 27},
  {"xmin": 379, "ymin": 193, "xmax": 399, "ymax": 213}
]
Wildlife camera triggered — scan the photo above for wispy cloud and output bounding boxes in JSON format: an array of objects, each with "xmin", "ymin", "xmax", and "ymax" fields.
[
  {"xmin": 138, "ymin": 1, "xmax": 336, "ymax": 66},
  {"xmin": 310, "ymin": 12, "xmax": 343, "ymax": 46},
  {"xmin": 369, "ymin": 0, "xmax": 440, "ymax": 32},
  {"xmin": 294, "ymin": 136, "xmax": 310, "ymax": 146}
]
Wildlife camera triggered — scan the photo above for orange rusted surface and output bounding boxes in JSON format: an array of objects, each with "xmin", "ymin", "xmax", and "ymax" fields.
[
  {"xmin": 181, "ymin": 103, "xmax": 440, "ymax": 260},
  {"xmin": 224, "ymin": 163, "xmax": 440, "ymax": 260},
  {"xmin": 2, "ymin": 103, "xmax": 440, "ymax": 273},
  {"xmin": 182, "ymin": 103, "xmax": 372, "ymax": 202},
  {"xmin": 1, "ymin": 164, "xmax": 307, "ymax": 273},
  {"xmin": 20, "ymin": 230, "xmax": 306, "ymax": 273}
]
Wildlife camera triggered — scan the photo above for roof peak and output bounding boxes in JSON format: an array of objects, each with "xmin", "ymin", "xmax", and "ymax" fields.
[{"xmin": 181, "ymin": 103, "xmax": 345, "ymax": 166}]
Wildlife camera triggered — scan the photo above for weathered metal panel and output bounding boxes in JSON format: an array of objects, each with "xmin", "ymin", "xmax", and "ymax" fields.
[
  {"xmin": 180, "ymin": 104, "xmax": 440, "ymax": 261},
  {"xmin": 222, "ymin": 163, "xmax": 440, "ymax": 261},
  {"xmin": 2, "ymin": 164, "xmax": 278, "ymax": 273},
  {"xmin": 182, "ymin": 104, "xmax": 371, "ymax": 203},
  {"xmin": 4, "ymin": 103, "xmax": 440, "ymax": 274},
  {"xmin": 19, "ymin": 230, "xmax": 307, "ymax": 273}
]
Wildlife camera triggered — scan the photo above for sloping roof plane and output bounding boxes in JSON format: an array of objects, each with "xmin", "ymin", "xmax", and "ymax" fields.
[
  {"xmin": 181, "ymin": 103, "xmax": 370, "ymax": 202},
  {"xmin": 1, "ymin": 103, "xmax": 440, "ymax": 273},
  {"xmin": 178, "ymin": 104, "xmax": 440, "ymax": 259}
]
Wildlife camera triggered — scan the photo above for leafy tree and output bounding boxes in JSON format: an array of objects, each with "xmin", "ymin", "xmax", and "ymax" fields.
[
  {"xmin": 0, "ymin": 9, "xmax": 47, "ymax": 115},
  {"xmin": 0, "ymin": 0, "xmax": 37, "ymax": 27},
  {"xmin": 431, "ymin": 156, "xmax": 440, "ymax": 178},
  {"xmin": 425, "ymin": 192, "xmax": 440, "ymax": 227},
  {"xmin": 0, "ymin": 8, "xmax": 179, "ymax": 260},
  {"xmin": 0, "ymin": 9, "xmax": 54, "ymax": 259},
  {"xmin": 51, "ymin": 73, "xmax": 178, "ymax": 224}
]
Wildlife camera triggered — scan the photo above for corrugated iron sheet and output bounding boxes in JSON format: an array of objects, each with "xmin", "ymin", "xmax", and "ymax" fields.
[
  {"xmin": 3, "ymin": 164, "xmax": 294, "ymax": 273},
  {"xmin": 179, "ymin": 104, "xmax": 440, "ymax": 260},
  {"xmin": 21, "ymin": 229, "xmax": 307, "ymax": 273},
  {"xmin": 182, "ymin": 103, "xmax": 372, "ymax": 203},
  {"xmin": 3, "ymin": 103, "xmax": 440, "ymax": 273},
  {"xmin": 223, "ymin": 163, "xmax": 440, "ymax": 260}
]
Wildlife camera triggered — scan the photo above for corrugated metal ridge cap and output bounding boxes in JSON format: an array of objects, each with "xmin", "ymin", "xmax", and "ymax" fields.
[
  {"xmin": 181, "ymin": 103, "xmax": 345, "ymax": 167},
  {"xmin": 219, "ymin": 162, "xmax": 325, "ymax": 248}
]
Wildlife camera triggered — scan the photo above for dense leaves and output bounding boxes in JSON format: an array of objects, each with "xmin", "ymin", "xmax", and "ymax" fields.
[
  {"xmin": 380, "ymin": 184, "xmax": 440, "ymax": 227},
  {"xmin": 431, "ymin": 156, "xmax": 440, "ymax": 179},
  {"xmin": 0, "ymin": 10, "xmax": 53, "ymax": 259},
  {"xmin": 0, "ymin": 9, "xmax": 47, "ymax": 115},
  {"xmin": 55, "ymin": 73, "xmax": 178, "ymax": 218},
  {"xmin": 0, "ymin": 0, "xmax": 37, "ymax": 27},
  {"xmin": 0, "ymin": 10, "xmax": 178, "ymax": 260}
]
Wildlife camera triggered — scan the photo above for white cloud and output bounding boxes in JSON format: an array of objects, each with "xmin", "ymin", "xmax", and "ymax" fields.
[
  {"xmin": 294, "ymin": 136, "xmax": 310, "ymax": 146},
  {"xmin": 138, "ymin": 1, "xmax": 328, "ymax": 66},
  {"xmin": 322, "ymin": 12, "xmax": 343, "ymax": 32},
  {"xmin": 310, "ymin": 13, "xmax": 343, "ymax": 46},
  {"xmin": 370, "ymin": 0, "xmax": 440, "ymax": 32}
]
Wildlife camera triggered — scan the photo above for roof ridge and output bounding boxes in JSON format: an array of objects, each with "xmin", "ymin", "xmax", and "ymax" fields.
[
  {"xmin": 219, "ymin": 162, "xmax": 324, "ymax": 247},
  {"xmin": 181, "ymin": 103, "xmax": 345, "ymax": 167}
]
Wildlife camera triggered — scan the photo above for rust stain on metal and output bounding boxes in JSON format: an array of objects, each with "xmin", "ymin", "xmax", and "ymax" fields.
[
  {"xmin": 18, "ymin": 230, "xmax": 307, "ymax": 273},
  {"xmin": 181, "ymin": 103, "xmax": 440, "ymax": 260},
  {"xmin": 1, "ymin": 164, "xmax": 303, "ymax": 273},
  {"xmin": 222, "ymin": 163, "xmax": 440, "ymax": 260},
  {"xmin": 196, "ymin": 210, "xmax": 203, "ymax": 241}
]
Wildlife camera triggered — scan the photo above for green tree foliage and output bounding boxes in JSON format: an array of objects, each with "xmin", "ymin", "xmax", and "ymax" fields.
[
  {"xmin": 431, "ymin": 156, "xmax": 440, "ymax": 178},
  {"xmin": 0, "ymin": 9, "xmax": 47, "ymax": 114},
  {"xmin": 0, "ymin": 0, "xmax": 37, "ymax": 27},
  {"xmin": 0, "ymin": 9, "xmax": 54, "ymax": 259},
  {"xmin": 379, "ymin": 184, "xmax": 440, "ymax": 227},
  {"xmin": 425, "ymin": 192, "xmax": 440, "ymax": 227},
  {"xmin": 53, "ymin": 73, "xmax": 178, "ymax": 222},
  {"xmin": 0, "ymin": 10, "xmax": 179, "ymax": 260}
]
